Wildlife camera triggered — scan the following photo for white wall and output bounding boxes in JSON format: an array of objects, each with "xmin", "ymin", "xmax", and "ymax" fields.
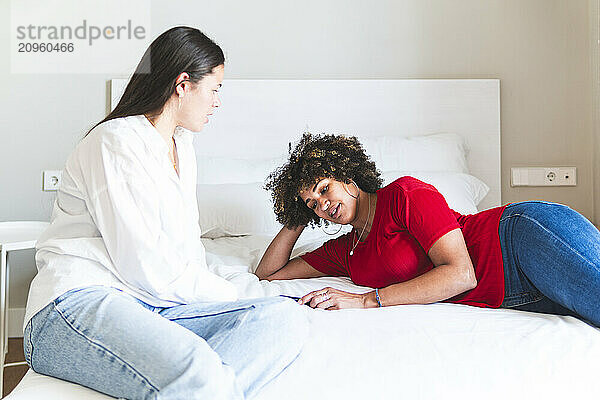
[
  {"xmin": 0, "ymin": 0, "xmax": 596, "ymax": 329},
  {"xmin": 592, "ymin": 0, "xmax": 600, "ymax": 230}
]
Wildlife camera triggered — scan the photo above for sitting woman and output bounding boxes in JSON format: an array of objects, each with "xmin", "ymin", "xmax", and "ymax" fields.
[
  {"xmin": 256, "ymin": 133, "xmax": 600, "ymax": 327},
  {"xmin": 24, "ymin": 27, "xmax": 306, "ymax": 399}
]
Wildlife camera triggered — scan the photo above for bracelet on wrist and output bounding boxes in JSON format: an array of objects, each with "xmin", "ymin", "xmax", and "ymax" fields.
[{"xmin": 375, "ymin": 288, "xmax": 383, "ymax": 307}]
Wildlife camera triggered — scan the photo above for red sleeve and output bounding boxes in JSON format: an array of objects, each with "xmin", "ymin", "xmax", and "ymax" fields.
[
  {"xmin": 392, "ymin": 186, "xmax": 460, "ymax": 253},
  {"xmin": 299, "ymin": 233, "xmax": 351, "ymax": 277}
]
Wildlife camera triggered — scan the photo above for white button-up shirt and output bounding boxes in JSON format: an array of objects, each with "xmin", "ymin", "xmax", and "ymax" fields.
[{"xmin": 24, "ymin": 115, "xmax": 237, "ymax": 329}]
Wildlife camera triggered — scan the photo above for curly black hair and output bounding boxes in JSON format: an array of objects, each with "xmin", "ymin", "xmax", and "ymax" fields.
[{"xmin": 265, "ymin": 133, "xmax": 383, "ymax": 228}]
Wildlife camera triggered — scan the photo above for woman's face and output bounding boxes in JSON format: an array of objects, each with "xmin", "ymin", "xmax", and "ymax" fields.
[
  {"xmin": 299, "ymin": 178, "xmax": 359, "ymax": 225},
  {"xmin": 178, "ymin": 64, "xmax": 224, "ymax": 132}
]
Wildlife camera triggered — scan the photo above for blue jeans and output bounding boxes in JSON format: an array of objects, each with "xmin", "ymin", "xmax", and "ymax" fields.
[
  {"xmin": 498, "ymin": 201, "xmax": 600, "ymax": 327},
  {"xmin": 23, "ymin": 286, "xmax": 308, "ymax": 399}
]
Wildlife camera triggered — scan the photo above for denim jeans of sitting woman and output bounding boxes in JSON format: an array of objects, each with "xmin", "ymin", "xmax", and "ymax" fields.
[
  {"xmin": 23, "ymin": 286, "xmax": 308, "ymax": 399},
  {"xmin": 498, "ymin": 201, "xmax": 600, "ymax": 327}
]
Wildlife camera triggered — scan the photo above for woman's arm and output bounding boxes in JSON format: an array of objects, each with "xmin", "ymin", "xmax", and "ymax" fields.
[
  {"xmin": 367, "ymin": 228, "xmax": 476, "ymax": 307},
  {"xmin": 86, "ymin": 139, "xmax": 236, "ymax": 303},
  {"xmin": 255, "ymin": 225, "xmax": 326, "ymax": 281},
  {"xmin": 300, "ymin": 228, "xmax": 477, "ymax": 308}
]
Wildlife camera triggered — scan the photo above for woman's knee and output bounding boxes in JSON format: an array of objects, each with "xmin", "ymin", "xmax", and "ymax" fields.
[
  {"xmin": 256, "ymin": 297, "xmax": 308, "ymax": 324},
  {"xmin": 255, "ymin": 298, "xmax": 309, "ymax": 349}
]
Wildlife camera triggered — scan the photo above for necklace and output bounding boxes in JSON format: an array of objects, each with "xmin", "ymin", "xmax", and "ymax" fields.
[
  {"xmin": 350, "ymin": 192, "xmax": 370, "ymax": 256},
  {"xmin": 170, "ymin": 138, "xmax": 178, "ymax": 172}
]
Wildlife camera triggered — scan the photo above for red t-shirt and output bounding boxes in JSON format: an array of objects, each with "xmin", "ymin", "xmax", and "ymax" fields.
[{"xmin": 300, "ymin": 176, "xmax": 508, "ymax": 308}]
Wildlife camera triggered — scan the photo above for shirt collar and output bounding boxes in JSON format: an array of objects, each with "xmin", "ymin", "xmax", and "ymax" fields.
[
  {"xmin": 174, "ymin": 126, "xmax": 194, "ymax": 144},
  {"xmin": 133, "ymin": 115, "xmax": 193, "ymax": 158},
  {"xmin": 133, "ymin": 115, "xmax": 170, "ymax": 159}
]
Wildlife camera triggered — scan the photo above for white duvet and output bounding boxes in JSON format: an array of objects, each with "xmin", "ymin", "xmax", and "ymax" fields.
[{"xmin": 8, "ymin": 235, "xmax": 600, "ymax": 400}]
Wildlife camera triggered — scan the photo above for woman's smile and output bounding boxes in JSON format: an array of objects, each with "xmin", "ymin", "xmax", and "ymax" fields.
[
  {"xmin": 330, "ymin": 203, "xmax": 341, "ymax": 219},
  {"xmin": 321, "ymin": 200, "xmax": 342, "ymax": 219}
]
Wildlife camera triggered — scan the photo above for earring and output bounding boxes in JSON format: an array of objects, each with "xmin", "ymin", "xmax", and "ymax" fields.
[
  {"xmin": 320, "ymin": 221, "xmax": 343, "ymax": 235},
  {"xmin": 343, "ymin": 180, "xmax": 359, "ymax": 199},
  {"xmin": 351, "ymin": 181, "xmax": 359, "ymax": 197},
  {"xmin": 178, "ymin": 96, "xmax": 182, "ymax": 111}
]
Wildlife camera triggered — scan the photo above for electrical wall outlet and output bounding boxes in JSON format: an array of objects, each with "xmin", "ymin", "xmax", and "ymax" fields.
[
  {"xmin": 42, "ymin": 170, "xmax": 62, "ymax": 191},
  {"xmin": 511, "ymin": 167, "xmax": 576, "ymax": 187}
]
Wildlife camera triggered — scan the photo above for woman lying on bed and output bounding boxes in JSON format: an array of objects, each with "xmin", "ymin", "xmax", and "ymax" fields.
[{"xmin": 256, "ymin": 133, "xmax": 600, "ymax": 327}]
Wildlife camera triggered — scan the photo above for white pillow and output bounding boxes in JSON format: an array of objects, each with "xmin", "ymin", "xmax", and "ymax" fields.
[
  {"xmin": 197, "ymin": 183, "xmax": 351, "ymax": 239},
  {"xmin": 197, "ymin": 156, "xmax": 286, "ymax": 184},
  {"xmin": 381, "ymin": 171, "xmax": 489, "ymax": 215},
  {"xmin": 197, "ymin": 182, "xmax": 279, "ymax": 238},
  {"xmin": 361, "ymin": 133, "xmax": 469, "ymax": 173}
]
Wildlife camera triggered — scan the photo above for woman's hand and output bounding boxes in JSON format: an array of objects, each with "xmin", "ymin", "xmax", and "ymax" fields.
[{"xmin": 298, "ymin": 287, "xmax": 369, "ymax": 310}]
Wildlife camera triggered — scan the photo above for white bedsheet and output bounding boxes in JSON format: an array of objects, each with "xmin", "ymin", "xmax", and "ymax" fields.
[
  {"xmin": 8, "ymin": 235, "xmax": 600, "ymax": 399},
  {"xmin": 203, "ymin": 234, "xmax": 374, "ymax": 299}
]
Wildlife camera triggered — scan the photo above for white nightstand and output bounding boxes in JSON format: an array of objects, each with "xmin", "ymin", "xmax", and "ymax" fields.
[{"xmin": 0, "ymin": 221, "xmax": 49, "ymax": 394}]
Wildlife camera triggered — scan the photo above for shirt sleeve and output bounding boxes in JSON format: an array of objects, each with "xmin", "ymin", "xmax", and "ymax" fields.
[
  {"xmin": 392, "ymin": 185, "xmax": 461, "ymax": 254},
  {"xmin": 300, "ymin": 234, "xmax": 351, "ymax": 277},
  {"xmin": 84, "ymin": 139, "xmax": 237, "ymax": 303}
]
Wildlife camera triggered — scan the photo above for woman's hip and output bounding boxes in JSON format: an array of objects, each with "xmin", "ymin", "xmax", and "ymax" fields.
[
  {"xmin": 498, "ymin": 200, "xmax": 600, "ymax": 270},
  {"xmin": 497, "ymin": 201, "xmax": 600, "ymax": 321}
]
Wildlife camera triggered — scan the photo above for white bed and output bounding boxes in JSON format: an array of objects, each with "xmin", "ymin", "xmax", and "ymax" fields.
[{"xmin": 8, "ymin": 80, "xmax": 600, "ymax": 399}]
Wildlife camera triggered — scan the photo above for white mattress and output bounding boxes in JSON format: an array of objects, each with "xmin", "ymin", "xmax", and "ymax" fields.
[{"xmin": 8, "ymin": 235, "xmax": 600, "ymax": 399}]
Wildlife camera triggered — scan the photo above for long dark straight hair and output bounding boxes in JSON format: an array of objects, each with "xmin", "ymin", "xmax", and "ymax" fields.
[{"xmin": 85, "ymin": 26, "xmax": 225, "ymax": 136}]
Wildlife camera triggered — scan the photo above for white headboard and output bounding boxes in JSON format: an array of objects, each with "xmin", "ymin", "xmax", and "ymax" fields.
[{"xmin": 111, "ymin": 79, "xmax": 501, "ymax": 209}]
